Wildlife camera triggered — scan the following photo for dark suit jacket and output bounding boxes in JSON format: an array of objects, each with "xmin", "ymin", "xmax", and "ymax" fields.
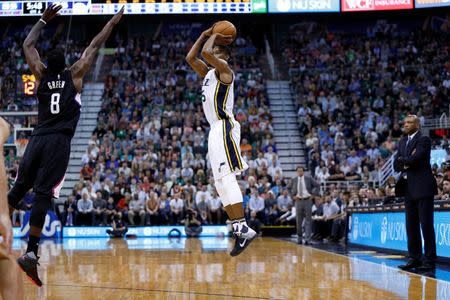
[
  {"xmin": 290, "ymin": 175, "xmax": 320, "ymax": 198},
  {"xmin": 393, "ymin": 132, "xmax": 437, "ymax": 199}
]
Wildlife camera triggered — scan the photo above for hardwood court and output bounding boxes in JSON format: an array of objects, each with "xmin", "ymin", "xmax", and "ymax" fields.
[{"xmin": 13, "ymin": 237, "xmax": 444, "ymax": 300}]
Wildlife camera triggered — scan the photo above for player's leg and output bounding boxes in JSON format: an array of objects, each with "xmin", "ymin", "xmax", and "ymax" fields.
[
  {"xmin": 216, "ymin": 174, "xmax": 257, "ymax": 256},
  {"xmin": 8, "ymin": 137, "xmax": 40, "ymax": 214},
  {"xmin": 17, "ymin": 134, "xmax": 70, "ymax": 287},
  {"xmin": 0, "ymin": 118, "xmax": 23, "ymax": 299},
  {"xmin": 0, "ymin": 252, "xmax": 23, "ymax": 300}
]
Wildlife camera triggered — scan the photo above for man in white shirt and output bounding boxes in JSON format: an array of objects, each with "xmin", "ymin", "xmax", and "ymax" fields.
[
  {"xmin": 248, "ymin": 188, "xmax": 265, "ymax": 221},
  {"xmin": 207, "ymin": 191, "xmax": 222, "ymax": 224},
  {"xmin": 128, "ymin": 193, "xmax": 146, "ymax": 225},
  {"xmin": 77, "ymin": 192, "xmax": 94, "ymax": 226},
  {"xmin": 316, "ymin": 194, "xmax": 340, "ymax": 239},
  {"xmin": 268, "ymin": 158, "xmax": 283, "ymax": 179},
  {"xmin": 195, "ymin": 184, "xmax": 212, "ymax": 206},
  {"xmin": 170, "ymin": 193, "xmax": 184, "ymax": 224},
  {"xmin": 289, "ymin": 166, "xmax": 319, "ymax": 245}
]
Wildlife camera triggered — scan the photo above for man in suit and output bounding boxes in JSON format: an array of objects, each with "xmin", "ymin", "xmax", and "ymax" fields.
[
  {"xmin": 394, "ymin": 115, "xmax": 438, "ymax": 271},
  {"xmin": 290, "ymin": 166, "xmax": 320, "ymax": 245}
]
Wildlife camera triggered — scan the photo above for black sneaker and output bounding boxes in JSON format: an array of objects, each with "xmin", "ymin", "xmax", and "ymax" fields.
[
  {"xmin": 230, "ymin": 226, "xmax": 257, "ymax": 257},
  {"xmin": 17, "ymin": 253, "xmax": 42, "ymax": 287}
]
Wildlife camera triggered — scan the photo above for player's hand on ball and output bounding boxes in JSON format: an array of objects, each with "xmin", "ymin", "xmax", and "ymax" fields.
[
  {"xmin": 111, "ymin": 6, "xmax": 125, "ymax": 25},
  {"xmin": 0, "ymin": 118, "xmax": 10, "ymax": 145},
  {"xmin": 214, "ymin": 33, "xmax": 234, "ymax": 45},
  {"xmin": 0, "ymin": 214, "xmax": 13, "ymax": 255},
  {"xmin": 202, "ymin": 27, "xmax": 213, "ymax": 38},
  {"xmin": 42, "ymin": 3, "xmax": 62, "ymax": 23}
]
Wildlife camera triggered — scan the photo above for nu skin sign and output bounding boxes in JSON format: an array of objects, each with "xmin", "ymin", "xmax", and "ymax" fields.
[{"xmin": 348, "ymin": 212, "xmax": 450, "ymax": 258}]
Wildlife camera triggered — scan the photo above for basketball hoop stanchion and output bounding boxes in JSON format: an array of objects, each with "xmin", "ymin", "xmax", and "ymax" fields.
[{"xmin": 14, "ymin": 138, "xmax": 29, "ymax": 158}]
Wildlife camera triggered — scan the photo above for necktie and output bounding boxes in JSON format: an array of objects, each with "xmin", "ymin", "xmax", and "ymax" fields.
[
  {"xmin": 405, "ymin": 136, "xmax": 412, "ymax": 152},
  {"xmin": 298, "ymin": 177, "xmax": 304, "ymax": 198}
]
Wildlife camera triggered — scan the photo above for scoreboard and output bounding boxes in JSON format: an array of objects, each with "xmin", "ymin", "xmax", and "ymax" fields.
[{"xmin": 0, "ymin": 0, "xmax": 267, "ymax": 15}]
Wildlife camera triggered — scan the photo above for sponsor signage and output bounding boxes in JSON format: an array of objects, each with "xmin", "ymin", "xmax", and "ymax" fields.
[
  {"xmin": 13, "ymin": 211, "xmax": 61, "ymax": 238},
  {"xmin": 341, "ymin": 0, "xmax": 413, "ymax": 11},
  {"xmin": 348, "ymin": 212, "xmax": 450, "ymax": 258},
  {"xmin": 415, "ymin": 0, "xmax": 450, "ymax": 8},
  {"xmin": 268, "ymin": 0, "xmax": 340, "ymax": 12},
  {"xmin": 62, "ymin": 225, "xmax": 228, "ymax": 238}
]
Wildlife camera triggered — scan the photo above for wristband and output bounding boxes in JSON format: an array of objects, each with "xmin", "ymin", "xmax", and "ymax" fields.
[{"xmin": 39, "ymin": 19, "xmax": 47, "ymax": 25}]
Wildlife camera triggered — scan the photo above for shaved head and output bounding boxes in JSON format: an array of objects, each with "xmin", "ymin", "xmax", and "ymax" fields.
[{"xmin": 403, "ymin": 114, "xmax": 420, "ymax": 135}]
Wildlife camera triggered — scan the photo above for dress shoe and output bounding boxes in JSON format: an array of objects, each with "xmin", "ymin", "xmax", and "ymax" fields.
[
  {"xmin": 398, "ymin": 260, "xmax": 421, "ymax": 271},
  {"xmin": 417, "ymin": 263, "xmax": 436, "ymax": 272},
  {"xmin": 304, "ymin": 240, "xmax": 317, "ymax": 245}
]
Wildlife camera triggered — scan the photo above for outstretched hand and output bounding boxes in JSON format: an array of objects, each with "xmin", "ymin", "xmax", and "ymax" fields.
[
  {"xmin": 110, "ymin": 6, "xmax": 125, "ymax": 25},
  {"xmin": 42, "ymin": 3, "xmax": 62, "ymax": 23}
]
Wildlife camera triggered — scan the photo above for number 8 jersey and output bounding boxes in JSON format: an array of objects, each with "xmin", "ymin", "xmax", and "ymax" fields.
[{"xmin": 34, "ymin": 69, "xmax": 81, "ymax": 137}]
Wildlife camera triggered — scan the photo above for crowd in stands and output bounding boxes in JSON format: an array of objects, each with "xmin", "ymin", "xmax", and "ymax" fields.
[{"xmin": 284, "ymin": 21, "xmax": 450, "ymax": 189}]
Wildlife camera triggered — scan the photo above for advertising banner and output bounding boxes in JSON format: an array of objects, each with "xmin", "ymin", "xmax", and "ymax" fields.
[
  {"xmin": 415, "ymin": 0, "xmax": 450, "ymax": 8},
  {"xmin": 348, "ymin": 211, "xmax": 450, "ymax": 258},
  {"xmin": 341, "ymin": 0, "xmax": 413, "ymax": 11},
  {"xmin": 268, "ymin": 0, "xmax": 340, "ymax": 12}
]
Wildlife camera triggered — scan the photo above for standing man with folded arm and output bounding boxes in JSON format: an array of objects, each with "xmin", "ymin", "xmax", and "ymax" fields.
[
  {"xmin": 290, "ymin": 166, "xmax": 319, "ymax": 245},
  {"xmin": 394, "ymin": 115, "xmax": 438, "ymax": 271},
  {"xmin": 0, "ymin": 118, "xmax": 23, "ymax": 300}
]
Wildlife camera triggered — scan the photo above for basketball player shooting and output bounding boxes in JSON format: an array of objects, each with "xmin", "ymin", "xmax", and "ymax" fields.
[
  {"xmin": 0, "ymin": 118, "xmax": 23, "ymax": 300},
  {"xmin": 186, "ymin": 24, "xmax": 257, "ymax": 256},
  {"xmin": 7, "ymin": 5, "xmax": 124, "ymax": 286}
]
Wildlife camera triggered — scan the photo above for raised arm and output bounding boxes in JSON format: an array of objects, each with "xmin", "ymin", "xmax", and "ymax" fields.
[
  {"xmin": 185, "ymin": 28, "xmax": 212, "ymax": 78},
  {"xmin": 70, "ymin": 7, "xmax": 124, "ymax": 92},
  {"xmin": 23, "ymin": 4, "xmax": 62, "ymax": 81},
  {"xmin": 201, "ymin": 33, "xmax": 233, "ymax": 84}
]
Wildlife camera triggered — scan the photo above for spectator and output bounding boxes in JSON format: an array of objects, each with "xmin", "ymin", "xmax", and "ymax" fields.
[
  {"xmin": 128, "ymin": 193, "xmax": 146, "ymax": 226},
  {"xmin": 63, "ymin": 196, "xmax": 77, "ymax": 226},
  {"xmin": 248, "ymin": 188, "xmax": 265, "ymax": 221},
  {"xmin": 107, "ymin": 213, "xmax": 128, "ymax": 238},
  {"xmin": 93, "ymin": 191, "xmax": 107, "ymax": 226},
  {"xmin": 248, "ymin": 211, "xmax": 262, "ymax": 235},
  {"xmin": 184, "ymin": 209, "xmax": 202, "ymax": 238},
  {"xmin": 207, "ymin": 190, "xmax": 222, "ymax": 225},
  {"xmin": 170, "ymin": 192, "xmax": 184, "ymax": 224},
  {"xmin": 77, "ymin": 192, "xmax": 94, "ymax": 226},
  {"xmin": 277, "ymin": 188, "xmax": 293, "ymax": 215},
  {"xmin": 265, "ymin": 191, "xmax": 279, "ymax": 225},
  {"xmin": 159, "ymin": 192, "xmax": 171, "ymax": 225},
  {"xmin": 105, "ymin": 197, "xmax": 117, "ymax": 224},
  {"xmin": 196, "ymin": 193, "xmax": 209, "ymax": 224},
  {"xmin": 145, "ymin": 192, "xmax": 160, "ymax": 225}
]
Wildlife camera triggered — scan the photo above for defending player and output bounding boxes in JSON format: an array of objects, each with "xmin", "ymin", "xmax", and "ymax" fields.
[
  {"xmin": 8, "ymin": 5, "xmax": 124, "ymax": 286},
  {"xmin": 186, "ymin": 26, "xmax": 257, "ymax": 256},
  {"xmin": 0, "ymin": 117, "xmax": 23, "ymax": 300}
]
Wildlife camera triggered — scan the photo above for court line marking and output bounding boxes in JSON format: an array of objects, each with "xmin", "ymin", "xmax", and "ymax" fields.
[
  {"xmin": 278, "ymin": 237, "xmax": 449, "ymax": 284},
  {"xmin": 44, "ymin": 283, "xmax": 282, "ymax": 300}
]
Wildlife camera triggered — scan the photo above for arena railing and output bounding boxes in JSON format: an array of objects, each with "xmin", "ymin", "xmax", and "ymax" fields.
[{"xmin": 319, "ymin": 180, "xmax": 380, "ymax": 194}]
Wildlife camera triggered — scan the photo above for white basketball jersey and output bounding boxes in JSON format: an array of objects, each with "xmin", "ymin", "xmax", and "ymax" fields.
[{"xmin": 201, "ymin": 69, "xmax": 235, "ymax": 125}]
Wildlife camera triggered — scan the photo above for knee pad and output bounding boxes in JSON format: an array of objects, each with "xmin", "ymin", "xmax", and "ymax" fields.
[
  {"xmin": 220, "ymin": 173, "xmax": 243, "ymax": 206},
  {"xmin": 29, "ymin": 193, "xmax": 52, "ymax": 229}
]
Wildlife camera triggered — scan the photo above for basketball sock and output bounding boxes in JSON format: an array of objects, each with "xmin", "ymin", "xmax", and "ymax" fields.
[
  {"xmin": 26, "ymin": 235, "xmax": 40, "ymax": 257},
  {"xmin": 232, "ymin": 218, "xmax": 247, "ymax": 233}
]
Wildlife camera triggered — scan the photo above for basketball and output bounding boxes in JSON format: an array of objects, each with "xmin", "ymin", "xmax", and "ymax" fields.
[{"xmin": 212, "ymin": 20, "xmax": 236, "ymax": 43}]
